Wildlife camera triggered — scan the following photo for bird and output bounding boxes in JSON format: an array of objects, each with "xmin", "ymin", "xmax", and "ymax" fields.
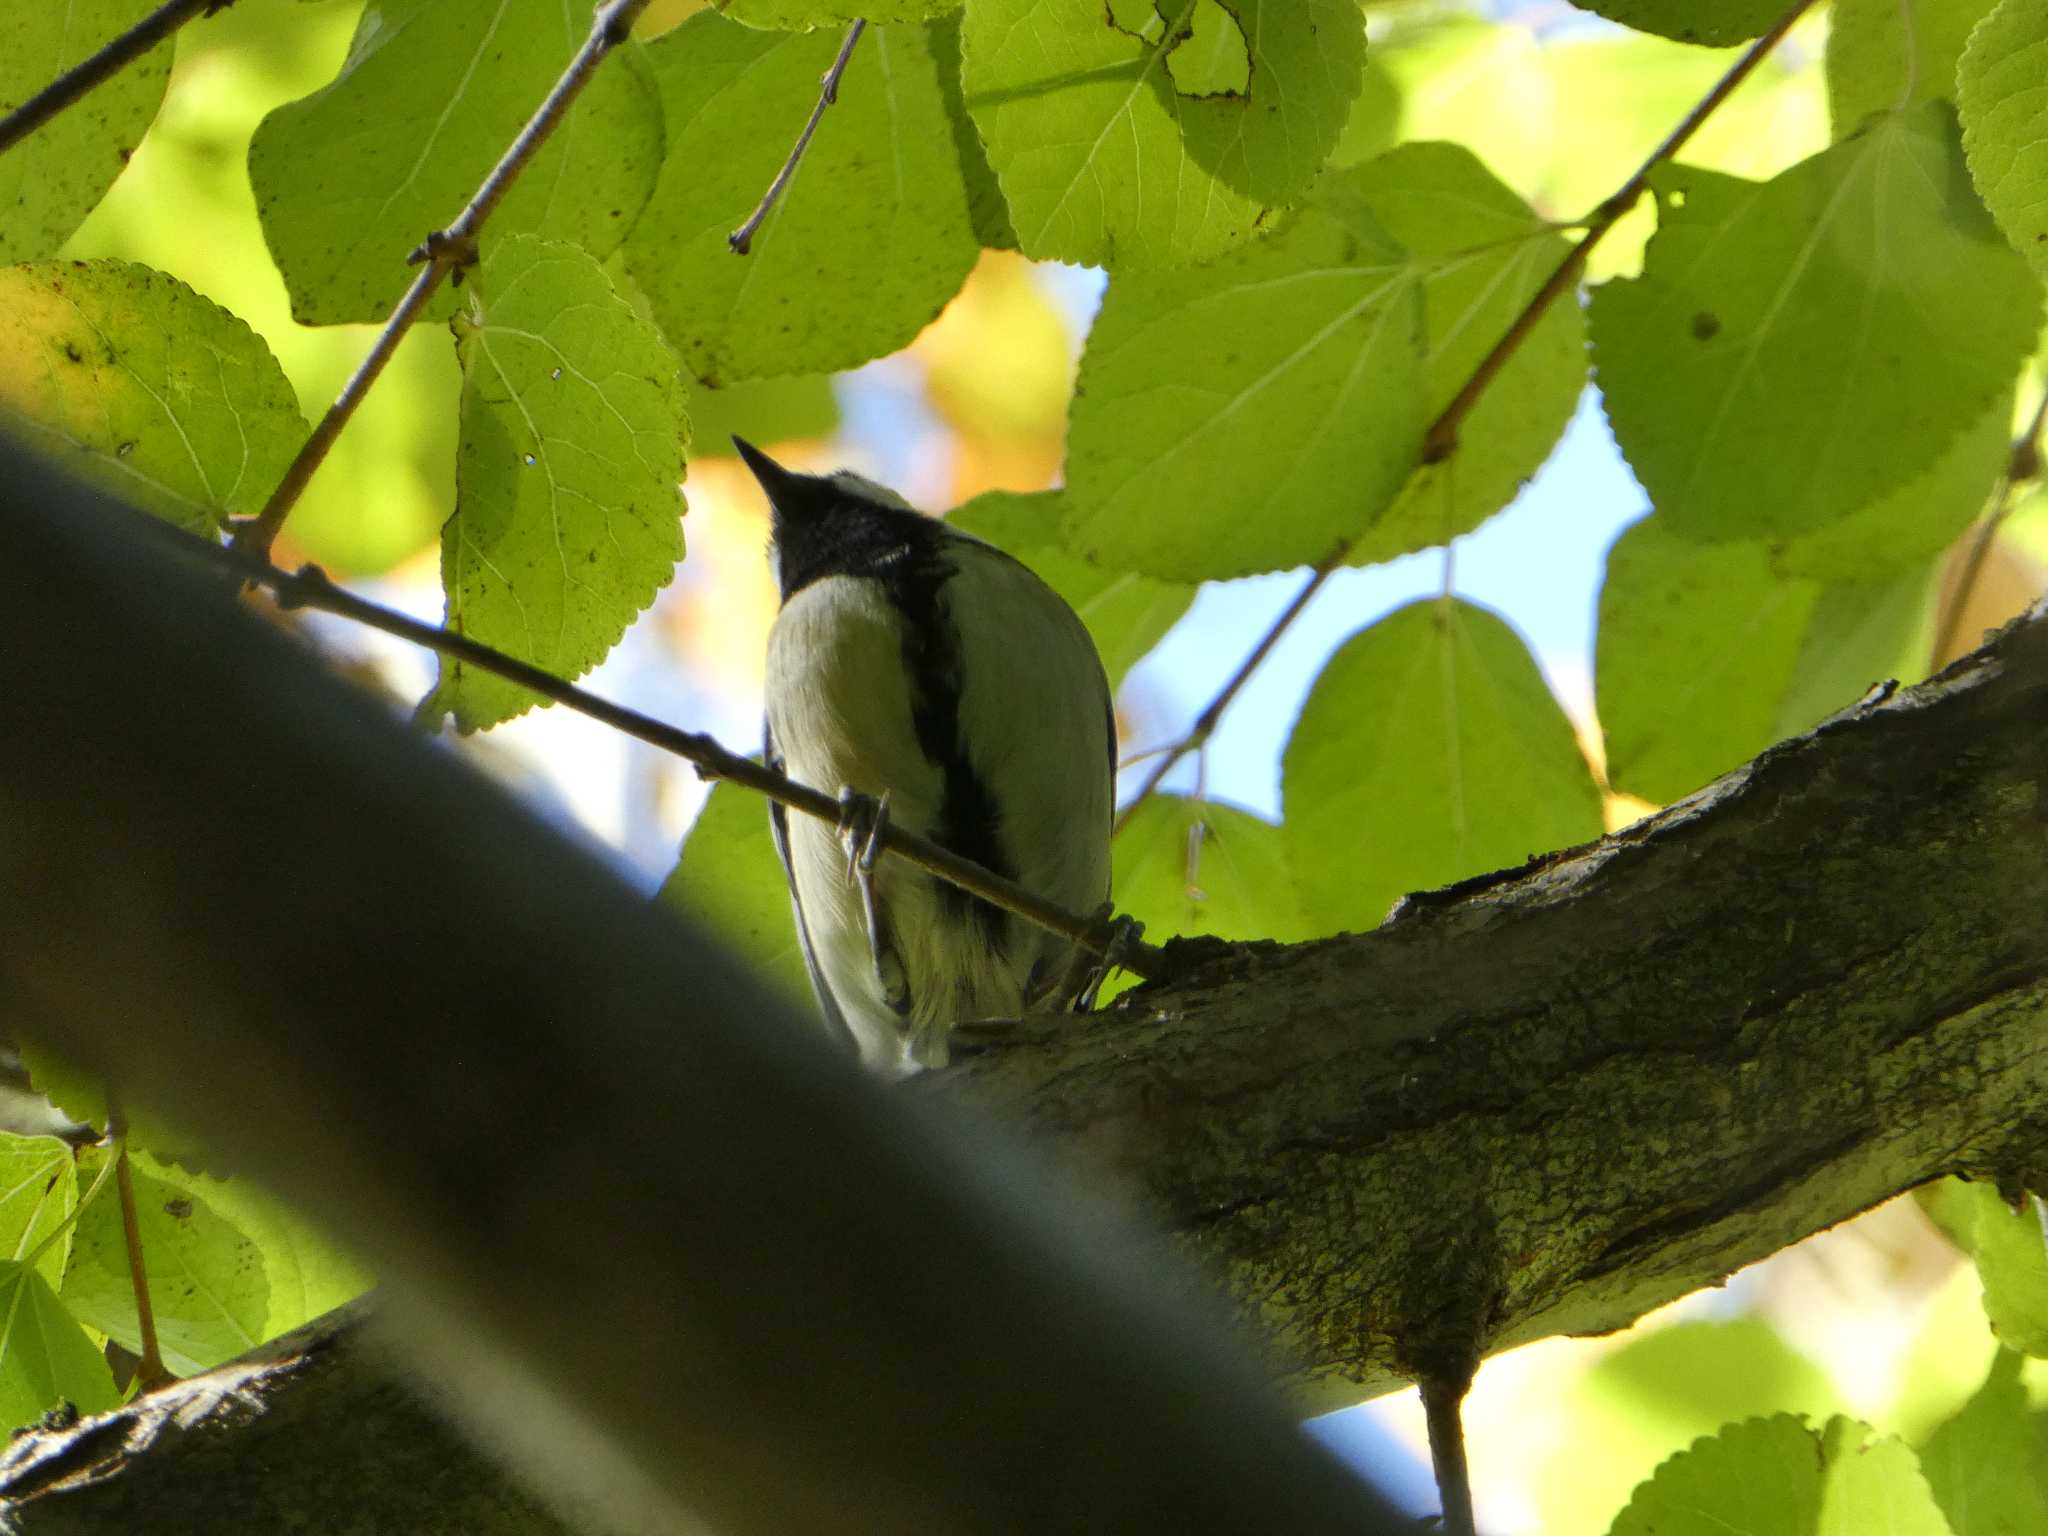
[{"xmin": 735, "ymin": 437, "xmax": 1116, "ymax": 1077}]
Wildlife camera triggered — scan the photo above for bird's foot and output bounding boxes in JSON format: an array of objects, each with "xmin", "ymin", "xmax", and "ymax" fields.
[
  {"xmin": 1066, "ymin": 903, "xmax": 1146, "ymax": 1013},
  {"xmin": 836, "ymin": 787, "xmax": 899, "ymax": 998}
]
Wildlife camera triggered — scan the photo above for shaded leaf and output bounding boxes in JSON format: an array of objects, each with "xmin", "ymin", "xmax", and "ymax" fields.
[
  {"xmin": 1114, "ymin": 795, "xmax": 1310, "ymax": 942},
  {"xmin": 1920, "ymin": 1348, "xmax": 2048, "ymax": 1534},
  {"xmin": 0, "ymin": 1262, "xmax": 118, "ymax": 1432},
  {"xmin": 1959, "ymin": 0, "xmax": 2048, "ymax": 281},
  {"xmin": 657, "ymin": 782, "xmax": 814, "ymax": 1007},
  {"xmin": 1282, "ymin": 599, "xmax": 1602, "ymax": 935},
  {"xmin": 1828, "ymin": 0, "xmax": 1998, "ymax": 137}
]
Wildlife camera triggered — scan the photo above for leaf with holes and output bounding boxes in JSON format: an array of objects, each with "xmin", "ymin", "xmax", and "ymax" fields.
[
  {"xmin": 425, "ymin": 238, "xmax": 687, "ymax": 733},
  {"xmin": 61, "ymin": 1150, "xmax": 268, "ymax": 1375},
  {"xmin": 1282, "ymin": 599, "xmax": 1602, "ymax": 935},
  {"xmin": 959, "ymin": 0, "xmax": 1363, "ymax": 269},
  {"xmin": 250, "ymin": 0, "xmax": 663, "ymax": 325},
  {"xmin": 1591, "ymin": 105, "xmax": 2040, "ymax": 543},
  {"xmin": 624, "ymin": 14, "xmax": 978, "ymax": 384},
  {"xmin": 0, "ymin": 262, "xmax": 305, "ymax": 537},
  {"xmin": 1063, "ymin": 189, "xmax": 1427, "ymax": 581}
]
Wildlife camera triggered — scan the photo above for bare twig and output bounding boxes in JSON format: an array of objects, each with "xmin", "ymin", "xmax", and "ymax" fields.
[
  {"xmin": 139, "ymin": 512, "xmax": 1162, "ymax": 979},
  {"xmin": 230, "ymin": 0, "xmax": 655, "ymax": 564},
  {"xmin": 0, "ymin": 0, "xmax": 225, "ymax": 157},
  {"xmin": 1421, "ymin": 0, "xmax": 1819, "ymax": 465},
  {"xmin": 1929, "ymin": 386, "xmax": 2048, "ymax": 665},
  {"xmin": 729, "ymin": 20, "xmax": 867, "ymax": 255},
  {"xmin": 1115, "ymin": 0, "xmax": 1819, "ymax": 834}
]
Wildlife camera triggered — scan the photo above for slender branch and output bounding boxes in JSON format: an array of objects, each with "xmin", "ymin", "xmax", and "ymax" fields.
[
  {"xmin": 139, "ymin": 513, "xmax": 1162, "ymax": 979},
  {"xmin": 0, "ymin": 0, "xmax": 224, "ymax": 157},
  {"xmin": 1930, "ymin": 386, "xmax": 2048, "ymax": 664},
  {"xmin": 230, "ymin": 0, "xmax": 654, "ymax": 564},
  {"xmin": 729, "ymin": 21, "xmax": 867, "ymax": 255},
  {"xmin": 1420, "ymin": 1377, "xmax": 1476, "ymax": 1536},
  {"xmin": 1421, "ymin": 0, "xmax": 1819, "ymax": 465},
  {"xmin": 1115, "ymin": 0, "xmax": 1819, "ymax": 833}
]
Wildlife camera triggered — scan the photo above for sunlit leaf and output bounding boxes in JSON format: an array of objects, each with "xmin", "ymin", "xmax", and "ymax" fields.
[
  {"xmin": 1828, "ymin": 0, "xmax": 1998, "ymax": 137},
  {"xmin": 1920, "ymin": 1179, "xmax": 2048, "ymax": 1356},
  {"xmin": 1607, "ymin": 1415, "xmax": 1950, "ymax": 1536},
  {"xmin": 958, "ymin": 0, "xmax": 1363, "ymax": 269},
  {"xmin": 0, "ymin": 1137, "xmax": 77, "ymax": 1294},
  {"xmin": 62, "ymin": 1150, "xmax": 267, "ymax": 1375},
  {"xmin": 1063, "ymin": 186, "xmax": 1427, "ymax": 581},
  {"xmin": 717, "ymin": 0, "xmax": 960, "ymax": 22},
  {"xmin": 625, "ymin": 14, "xmax": 978, "ymax": 384},
  {"xmin": 0, "ymin": 261, "xmax": 305, "ymax": 536},
  {"xmin": 425, "ymin": 237, "xmax": 688, "ymax": 733},
  {"xmin": 250, "ymin": 0, "xmax": 663, "ymax": 325},
  {"xmin": 0, "ymin": 1262, "xmax": 117, "ymax": 1432},
  {"xmin": 1591, "ymin": 106, "xmax": 2040, "ymax": 542},
  {"xmin": 1958, "ymin": 0, "xmax": 2048, "ymax": 281},
  {"xmin": 1282, "ymin": 599, "xmax": 1602, "ymax": 935},
  {"xmin": 1919, "ymin": 1348, "xmax": 2048, "ymax": 1534},
  {"xmin": 1566, "ymin": 0, "xmax": 1789, "ymax": 46},
  {"xmin": 0, "ymin": 0, "xmax": 170, "ymax": 262}
]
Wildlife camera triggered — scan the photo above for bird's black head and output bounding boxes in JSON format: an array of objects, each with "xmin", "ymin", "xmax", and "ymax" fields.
[{"xmin": 732, "ymin": 436, "xmax": 950, "ymax": 603}]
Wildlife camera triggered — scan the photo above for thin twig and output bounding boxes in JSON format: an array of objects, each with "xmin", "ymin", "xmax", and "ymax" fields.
[
  {"xmin": 1929, "ymin": 387, "xmax": 2048, "ymax": 665},
  {"xmin": 729, "ymin": 20, "xmax": 866, "ymax": 255},
  {"xmin": 1421, "ymin": 0, "xmax": 1819, "ymax": 465},
  {"xmin": 0, "ymin": 0, "xmax": 224, "ymax": 157},
  {"xmin": 137, "ymin": 511, "xmax": 1164, "ymax": 980},
  {"xmin": 231, "ymin": 0, "xmax": 654, "ymax": 564},
  {"xmin": 1114, "ymin": 0, "xmax": 1819, "ymax": 834}
]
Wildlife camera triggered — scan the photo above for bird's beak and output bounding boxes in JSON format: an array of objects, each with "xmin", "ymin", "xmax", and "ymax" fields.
[{"xmin": 731, "ymin": 436, "xmax": 804, "ymax": 508}]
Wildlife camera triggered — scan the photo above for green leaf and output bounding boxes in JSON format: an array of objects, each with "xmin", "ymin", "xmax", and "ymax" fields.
[
  {"xmin": 1920, "ymin": 1349, "xmax": 2048, "ymax": 1534},
  {"xmin": 717, "ymin": 0, "xmax": 962, "ymax": 24},
  {"xmin": 0, "ymin": 0, "xmax": 171, "ymax": 262},
  {"xmin": 1590, "ymin": 105, "xmax": 2041, "ymax": 543},
  {"xmin": 0, "ymin": 261, "xmax": 306, "ymax": 537},
  {"xmin": 0, "ymin": 1137, "xmax": 77, "ymax": 1293},
  {"xmin": 1335, "ymin": 142, "xmax": 1586, "ymax": 563},
  {"xmin": 1828, "ymin": 0, "xmax": 1999, "ymax": 138},
  {"xmin": 1063, "ymin": 190, "xmax": 1428, "ymax": 581},
  {"xmin": 142, "ymin": 1159, "xmax": 370, "ymax": 1342},
  {"xmin": 1564, "ymin": 0, "xmax": 1790, "ymax": 47},
  {"xmin": 1595, "ymin": 517, "xmax": 1929, "ymax": 804},
  {"xmin": 686, "ymin": 375, "xmax": 842, "ymax": 456},
  {"xmin": 958, "ymin": 0, "xmax": 1363, "ymax": 269},
  {"xmin": 62, "ymin": 1150, "xmax": 268, "ymax": 1375},
  {"xmin": 425, "ymin": 237, "xmax": 687, "ymax": 733},
  {"xmin": 946, "ymin": 489, "xmax": 1192, "ymax": 685},
  {"xmin": 1959, "ymin": 0, "xmax": 2048, "ymax": 281},
  {"xmin": 0, "ymin": 1262, "xmax": 118, "ymax": 1431},
  {"xmin": 933, "ymin": 12, "xmax": 1019, "ymax": 250},
  {"xmin": 1607, "ymin": 1415, "xmax": 1951, "ymax": 1536},
  {"xmin": 1282, "ymin": 599, "xmax": 1603, "ymax": 935},
  {"xmin": 1771, "ymin": 390, "xmax": 2010, "ymax": 580},
  {"xmin": 249, "ymin": 0, "xmax": 663, "ymax": 326},
  {"xmin": 1114, "ymin": 795, "xmax": 1310, "ymax": 943},
  {"xmin": 624, "ymin": 15, "xmax": 978, "ymax": 384},
  {"xmin": 657, "ymin": 782, "xmax": 813, "ymax": 1007},
  {"xmin": 1920, "ymin": 1179, "xmax": 2048, "ymax": 1356}
]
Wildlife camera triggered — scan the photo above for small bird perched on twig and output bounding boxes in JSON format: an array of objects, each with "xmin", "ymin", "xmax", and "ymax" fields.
[{"xmin": 737, "ymin": 438, "xmax": 1117, "ymax": 1077}]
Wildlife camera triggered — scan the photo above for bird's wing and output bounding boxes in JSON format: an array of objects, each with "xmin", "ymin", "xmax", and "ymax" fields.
[{"xmin": 765, "ymin": 720, "xmax": 858, "ymax": 1057}]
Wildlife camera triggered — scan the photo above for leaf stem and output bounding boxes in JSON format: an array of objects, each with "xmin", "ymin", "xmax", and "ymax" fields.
[
  {"xmin": 0, "ymin": 0, "xmax": 225, "ymax": 157},
  {"xmin": 729, "ymin": 21, "xmax": 867, "ymax": 256},
  {"xmin": 1114, "ymin": 0, "xmax": 1819, "ymax": 835},
  {"xmin": 1930, "ymin": 386, "xmax": 2048, "ymax": 665},
  {"xmin": 106, "ymin": 1105, "xmax": 170, "ymax": 1392},
  {"xmin": 230, "ymin": 0, "xmax": 655, "ymax": 564},
  {"xmin": 139, "ymin": 511, "xmax": 1164, "ymax": 980}
]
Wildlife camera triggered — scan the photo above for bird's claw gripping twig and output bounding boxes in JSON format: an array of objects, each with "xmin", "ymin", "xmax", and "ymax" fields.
[
  {"xmin": 1068, "ymin": 903, "xmax": 1146, "ymax": 1012},
  {"xmin": 837, "ymin": 787, "xmax": 891, "ymax": 977}
]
